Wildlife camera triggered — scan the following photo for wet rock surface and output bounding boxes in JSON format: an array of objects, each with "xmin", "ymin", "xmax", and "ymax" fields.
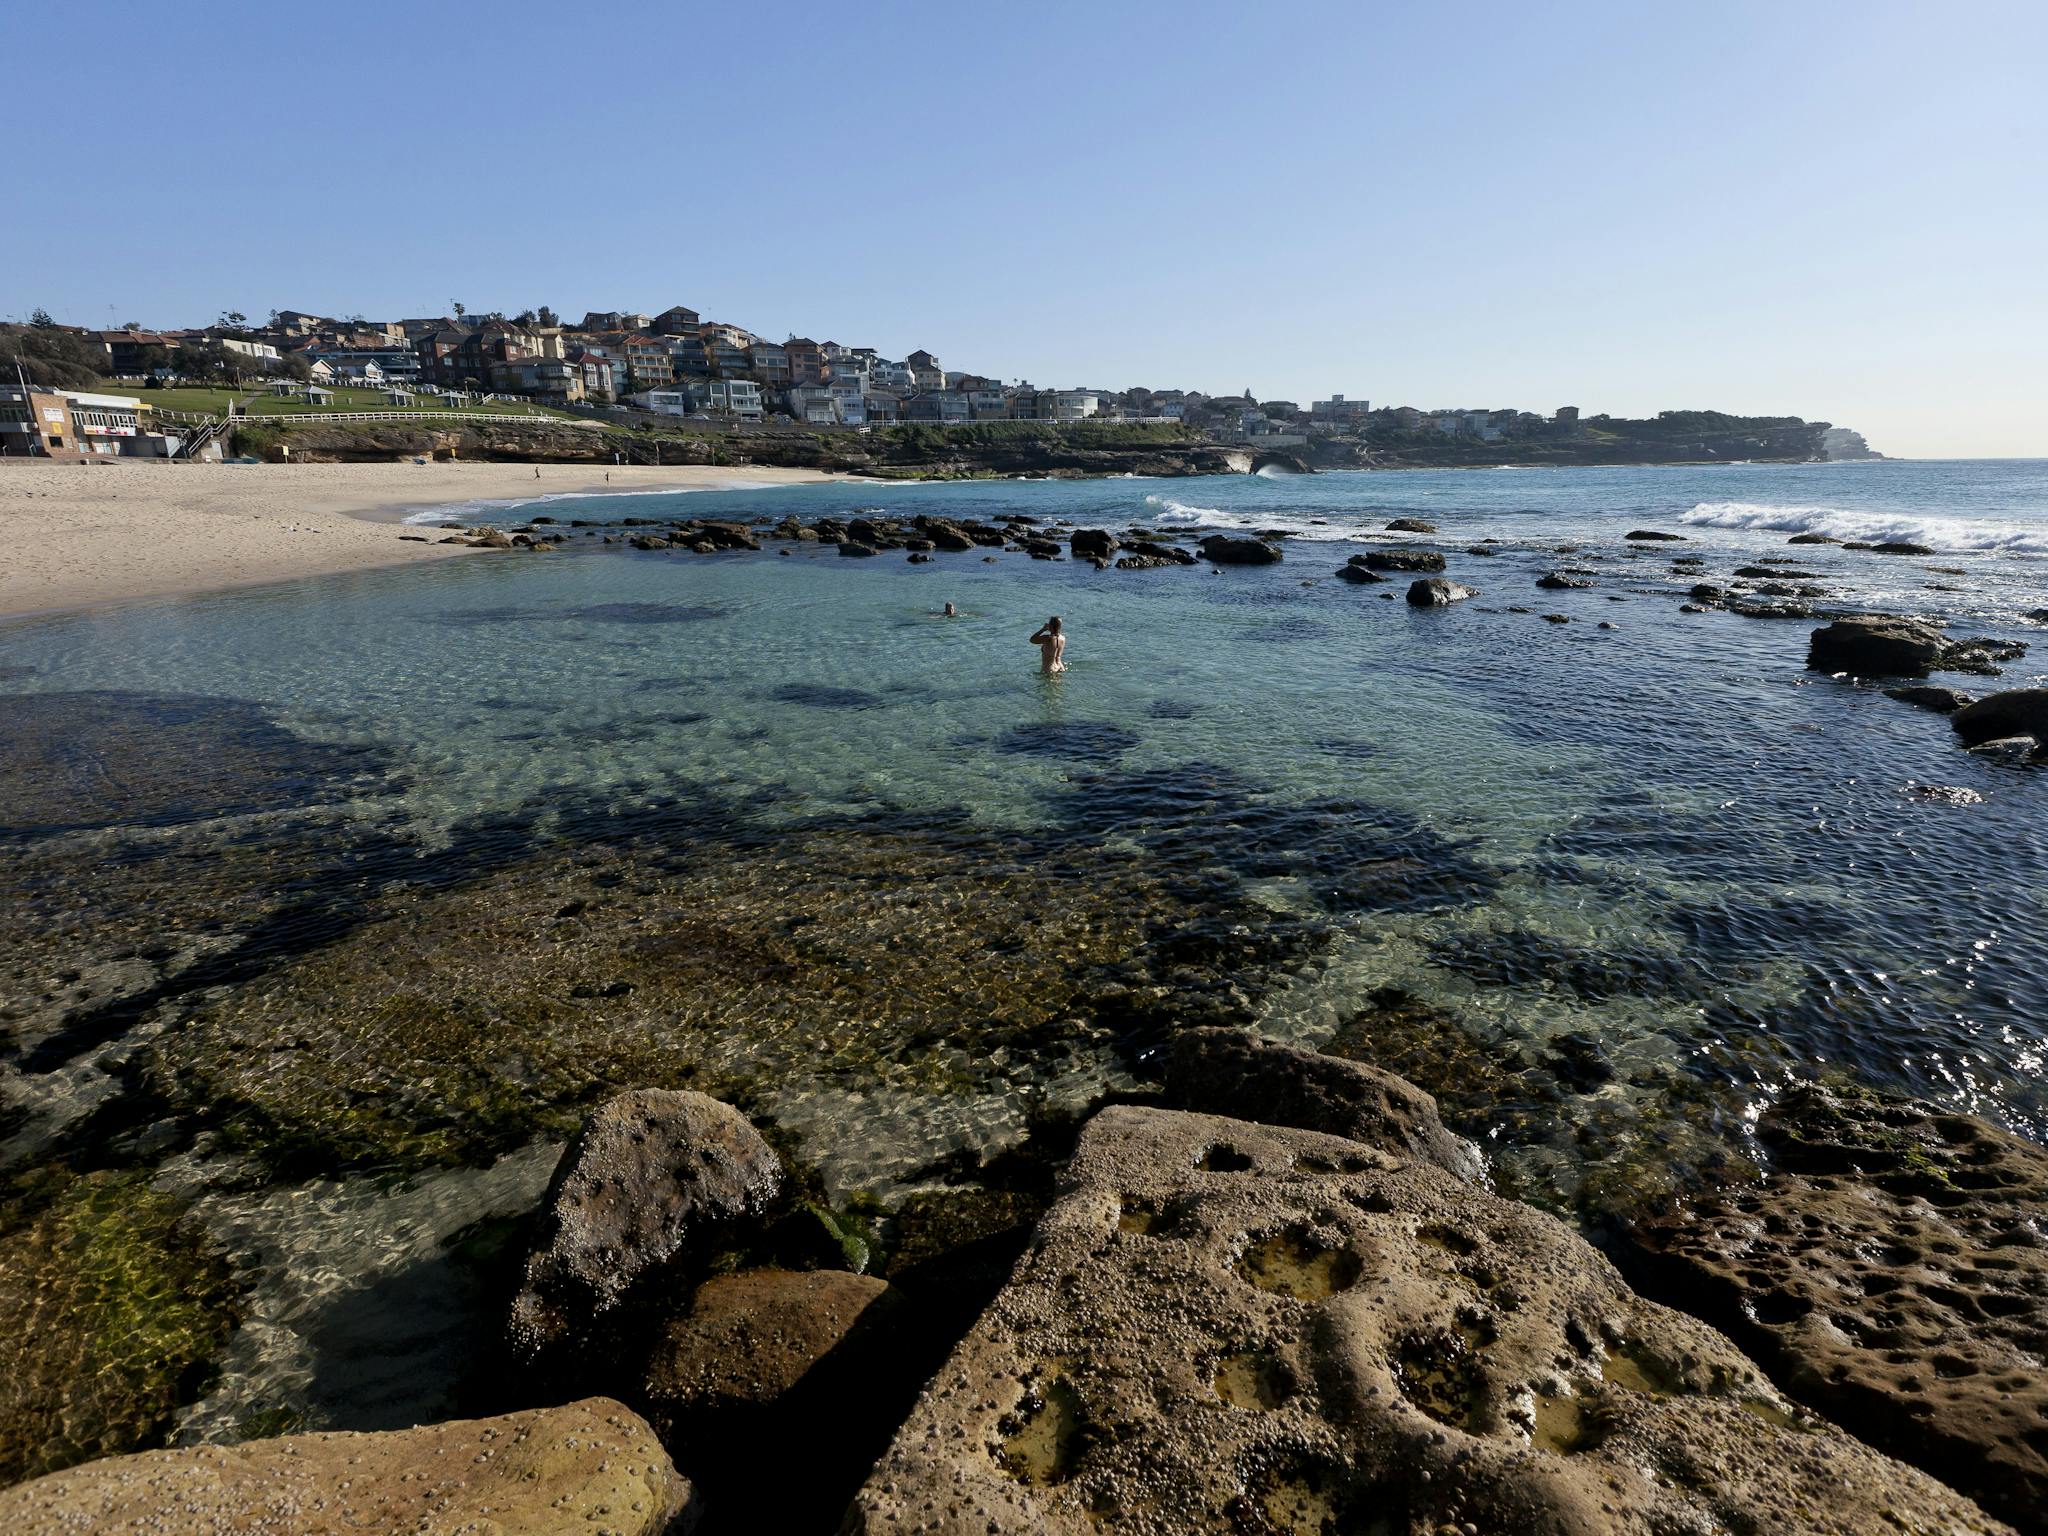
[
  {"xmin": 1952, "ymin": 688, "xmax": 2048, "ymax": 751},
  {"xmin": 509, "ymin": 1089, "xmax": 784, "ymax": 1356},
  {"xmin": 1627, "ymin": 1082, "xmax": 2048, "ymax": 1526},
  {"xmin": 844, "ymin": 1106, "xmax": 2006, "ymax": 1535},
  {"xmin": 0, "ymin": 1397, "xmax": 697, "ymax": 1536},
  {"xmin": 1200, "ymin": 534, "xmax": 1283, "ymax": 565},
  {"xmin": 1405, "ymin": 577, "xmax": 1477, "ymax": 607},
  {"xmin": 1808, "ymin": 616, "xmax": 1945, "ymax": 677}
]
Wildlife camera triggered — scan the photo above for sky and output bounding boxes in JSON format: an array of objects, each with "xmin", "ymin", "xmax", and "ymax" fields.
[{"xmin": 9, "ymin": 1, "xmax": 2044, "ymax": 458}]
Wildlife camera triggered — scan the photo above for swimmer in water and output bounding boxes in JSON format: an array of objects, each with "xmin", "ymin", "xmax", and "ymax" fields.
[
  {"xmin": 942, "ymin": 602, "xmax": 958, "ymax": 617},
  {"xmin": 1029, "ymin": 616, "xmax": 1066, "ymax": 674}
]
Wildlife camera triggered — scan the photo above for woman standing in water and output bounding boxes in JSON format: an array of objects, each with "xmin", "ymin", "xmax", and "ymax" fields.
[{"xmin": 1029, "ymin": 616, "xmax": 1066, "ymax": 674}]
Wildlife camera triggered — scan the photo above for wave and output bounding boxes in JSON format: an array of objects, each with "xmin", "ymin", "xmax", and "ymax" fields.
[
  {"xmin": 1139, "ymin": 495, "xmax": 1364, "ymax": 541},
  {"xmin": 1680, "ymin": 501, "xmax": 2047, "ymax": 554}
]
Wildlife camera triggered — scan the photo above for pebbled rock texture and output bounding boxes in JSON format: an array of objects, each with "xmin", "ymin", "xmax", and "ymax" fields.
[
  {"xmin": 0, "ymin": 1397, "xmax": 697, "ymax": 1536},
  {"xmin": 508, "ymin": 1089, "xmax": 782, "ymax": 1356},
  {"xmin": 843, "ymin": 1106, "xmax": 2006, "ymax": 1535},
  {"xmin": 1628, "ymin": 1083, "xmax": 2048, "ymax": 1527},
  {"xmin": 1164, "ymin": 1027, "xmax": 1483, "ymax": 1182}
]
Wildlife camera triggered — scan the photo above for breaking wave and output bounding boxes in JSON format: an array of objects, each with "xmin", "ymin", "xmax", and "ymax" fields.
[
  {"xmin": 1140, "ymin": 495, "xmax": 1360, "ymax": 541},
  {"xmin": 1679, "ymin": 501, "xmax": 2048, "ymax": 554}
]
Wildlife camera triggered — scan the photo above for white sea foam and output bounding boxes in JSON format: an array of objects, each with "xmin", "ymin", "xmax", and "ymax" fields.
[
  {"xmin": 1680, "ymin": 501, "xmax": 2047, "ymax": 554},
  {"xmin": 1140, "ymin": 495, "xmax": 1363, "ymax": 541}
]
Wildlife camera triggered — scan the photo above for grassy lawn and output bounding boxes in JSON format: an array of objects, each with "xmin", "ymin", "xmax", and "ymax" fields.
[{"xmin": 104, "ymin": 383, "xmax": 577, "ymax": 421}]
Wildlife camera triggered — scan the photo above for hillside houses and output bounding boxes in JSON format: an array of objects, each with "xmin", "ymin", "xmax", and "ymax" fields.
[{"xmin": 24, "ymin": 300, "xmax": 1590, "ymax": 445}]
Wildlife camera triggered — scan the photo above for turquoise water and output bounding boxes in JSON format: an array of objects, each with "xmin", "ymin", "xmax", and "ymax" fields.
[{"xmin": 0, "ymin": 458, "xmax": 2042, "ymax": 1439}]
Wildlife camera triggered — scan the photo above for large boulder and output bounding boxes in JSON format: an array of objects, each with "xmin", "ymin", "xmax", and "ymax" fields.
[
  {"xmin": 1334, "ymin": 562, "xmax": 1386, "ymax": 584},
  {"xmin": 1164, "ymin": 1027, "xmax": 1482, "ymax": 1180},
  {"xmin": 1069, "ymin": 528, "xmax": 1118, "ymax": 560},
  {"xmin": 509, "ymin": 1090, "xmax": 782, "ymax": 1356},
  {"xmin": 1406, "ymin": 577, "xmax": 1478, "ymax": 607},
  {"xmin": 843, "ymin": 1107, "xmax": 2003, "ymax": 1535},
  {"xmin": 0, "ymin": 1399, "xmax": 697, "ymax": 1536},
  {"xmin": 1627, "ymin": 1083, "xmax": 2048, "ymax": 1526},
  {"xmin": 1807, "ymin": 615, "xmax": 1944, "ymax": 677},
  {"xmin": 1951, "ymin": 687, "xmax": 2048, "ymax": 748},
  {"xmin": 1199, "ymin": 534, "xmax": 1281, "ymax": 565},
  {"xmin": 1361, "ymin": 548, "xmax": 1443, "ymax": 573}
]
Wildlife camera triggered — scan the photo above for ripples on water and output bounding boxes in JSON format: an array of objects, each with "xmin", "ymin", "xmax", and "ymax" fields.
[{"xmin": 0, "ymin": 459, "xmax": 2041, "ymax": 1453}]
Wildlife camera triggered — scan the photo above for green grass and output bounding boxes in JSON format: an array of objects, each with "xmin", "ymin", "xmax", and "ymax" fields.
[{"xmin": 107, "ymin": 383, "xmax": 576, "ymax": 422}]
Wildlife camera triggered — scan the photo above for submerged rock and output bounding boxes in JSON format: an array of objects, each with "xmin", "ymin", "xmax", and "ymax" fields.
[
  {"xmin": 1951, "ymin": 688, "xmax": 2048, "ymax": 750},
  {"xmin": 1624, "ymin": 529, "xmax": 1686, "ymax": 541},
  {"xmin": 1788, "ymin": 532, "xmax": 1841, "ymax": 545},
  {"xmin": 1536, "ymin": 571, "xmax": 1593, "ymax": 590},
  {"xmin": 844, "ymin": 1107, "xmax": 2003, "ymax": 1535},
  {"xmin": 0, "ymin": 1398, "xmax": 696, "ymax": 1536},
  {"xmin": 1163, "ymin": 1027, "xmax": 1482, "ymax": 1180},
  {"xmin": 508, "ymin": 1089, "xmax": 783, "ymax": 1357},
  {"xmin": 1385, "ymin": 517, "xmax": 1437, "ymax": 533},
  {"xmin": 0, "ymin": 1171, "xmax": 240, "ymax": 1487},
  {"xmin": 1405, "ymin": 577, "xmax": 1478, "ymax": 607},
  {"xmin": 1807, "ymin": 616, "xmax": 1943, "ymax": 676},
  {"xmin": 1198, "ymin": 534, "xmax": 1282, "ymax": 565},
  {"xmin": 1628, "ymin": 1083, "xmax": 2048, "ymax": 1526},
  {"xmin": 1334, "ymin": 562, "xmax": 1386, "ymax": 584}
]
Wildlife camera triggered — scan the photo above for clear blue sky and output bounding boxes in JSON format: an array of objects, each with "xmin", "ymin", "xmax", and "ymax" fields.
[{"xmin": 11, "ymin": 1, "xmax": 2043, "ymax": 457}]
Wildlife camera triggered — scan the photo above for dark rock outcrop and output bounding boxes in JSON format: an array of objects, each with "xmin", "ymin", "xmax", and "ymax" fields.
[
  {"xmin": 0, "ymin": 1399, "xmax": 697, "ymax": 1536},
  {"xmin": 1950, "ymin": 688, "xmax": 2048, "ymax": 749},
  {"xmin": 1807, "ymin": 616, "xmax": 1943, "ymax": 677},
  {"xmin": 1624, "ymin": 529, "xmax": 1686, "ymax": 541},
  {"xmin": 1199, "ymin": 534, "xmax": 1282, "ymax": 565},
  {"xmin": 1164, "ymin": 1028, "xmax": 1482, "ymax": 1180},
  {"xmin": 1627, "ymin": 1083, "xmax": 2048, "ymax": 1526},
  {"xmin": 1361, "ymin": 549, "xmax": 1444, "ymax": 574},
  {"xmin": 1406, "ymin": 577, "xmax": 1478, "ymax": 607},
  {"xmin": 1385, "ymin": 517, "xmax": 1437, "ymax": 534},
  {"xmin": 1872, "ymin": 541, "xmax": 1936, "ymax": 556},
  {"xmin": 1886, "ymin": 685, "xmax": 1974, "ymax": 713},
  {"xmin": 1537, "ymin": 572, "xmax": 1593, "ymax": 590},
  {"xmin": 1788, "ymin": 532, "xmax": 1841, "ymax": 545},
  {"xmin": 844, "ymin": 1107, "xmax": 2005, "ymax": 1535},
  {"xmin": 508, "ymin": 1089, "xmax": 783, "ymax": 1357},
  {"xmin": 1069, "ymin": 528, "xmax": 1118, "ymax": 560}
]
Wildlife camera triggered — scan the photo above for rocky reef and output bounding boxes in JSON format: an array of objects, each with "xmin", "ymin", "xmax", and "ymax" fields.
[{"xmin": 1626, "ymin": 1083, "xmax": 2048, "ymax": 1526}]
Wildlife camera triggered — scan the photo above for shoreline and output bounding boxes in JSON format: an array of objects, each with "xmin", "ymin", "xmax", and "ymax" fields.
[{"xmin": 0, "ymin": 460, "xmax": 857, "ymax": 620}]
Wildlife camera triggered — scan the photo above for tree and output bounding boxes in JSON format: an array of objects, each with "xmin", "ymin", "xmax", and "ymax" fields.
[
  {"xmin": 514, "ymin": 309, "xmax": 536, "ymax": 326},
  {"xmin": 29, "ymin": 308, "xmax": 58, "ymax": 328},
  {"xmin": 218, "ymin": 311, "xmax": 249, "ymax": 330},
  {"xmin": 0, "ymin": 323, "xmax": 106, "ymax": 388},
  {"xmin": 452, "ymin": 302, "xmax": 467, "ymax": 320},
  {"xmin": 275, "ymin": 351, "xmax": 314, "ymax": 383},
  {"xmin": 536, "ymin": 305, "xmax": 559, "ymax": 328}
]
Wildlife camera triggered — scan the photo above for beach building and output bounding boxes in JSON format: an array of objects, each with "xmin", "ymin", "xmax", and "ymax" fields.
[{"xmin": 0, "ymin": 386, "xmax": 149, "ymax": 456}]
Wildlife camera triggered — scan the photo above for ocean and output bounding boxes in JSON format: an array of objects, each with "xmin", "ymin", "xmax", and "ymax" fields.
[{"xmin": 0, "ymin": 457, "xmax": 2042, "ymax": 1448}]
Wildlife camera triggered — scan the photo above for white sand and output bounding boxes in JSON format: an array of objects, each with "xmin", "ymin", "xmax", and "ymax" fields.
[{"xmin": 0, "ymin": 460, "xmax": 850, "ymax": 618}]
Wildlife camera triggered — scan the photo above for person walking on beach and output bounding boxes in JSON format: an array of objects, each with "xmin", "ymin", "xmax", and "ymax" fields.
[{"xmin": 1029, "ymin": 616, "xmax": 1066, "ymax": 674}]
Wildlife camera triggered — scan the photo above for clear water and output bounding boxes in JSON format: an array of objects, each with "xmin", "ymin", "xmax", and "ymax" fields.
[{"xmin": 1, "ymin": 458, "xmax": 2043, "ymax": 1441}]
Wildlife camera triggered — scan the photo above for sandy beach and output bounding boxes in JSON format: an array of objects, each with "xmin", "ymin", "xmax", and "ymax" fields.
[{"xmin": 0, "ymin": 460, "xmax": 850, "ymax": 618}]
